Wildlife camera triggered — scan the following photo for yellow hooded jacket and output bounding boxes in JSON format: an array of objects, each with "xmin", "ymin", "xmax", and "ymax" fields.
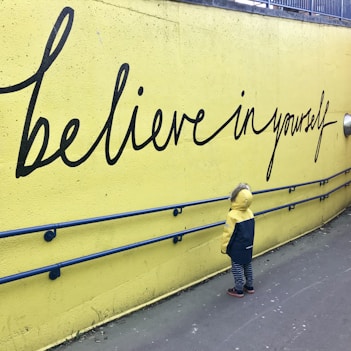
[{"xmin": 221, "ymin": 189, "xmax": 255, "ymax": 264}]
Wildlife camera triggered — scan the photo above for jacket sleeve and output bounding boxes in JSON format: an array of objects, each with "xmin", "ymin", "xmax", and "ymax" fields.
[{"xmin": 221, "ymin": 212, "xmax": 236, "ymax": 254}]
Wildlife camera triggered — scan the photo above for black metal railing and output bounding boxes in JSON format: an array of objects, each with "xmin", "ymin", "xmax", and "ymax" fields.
[
  {"xmin": 233, "ymin": 0, "xmax": 351, "ymax": 20},
  {"xmin": 1, "ymin": 167, "xmax": 350, "ymax": 285}
]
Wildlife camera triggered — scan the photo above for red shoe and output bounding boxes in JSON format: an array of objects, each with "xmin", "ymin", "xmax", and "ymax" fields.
[{"xmin": 227, "ymin": 288, "xmax": 244, "ymax": 298}]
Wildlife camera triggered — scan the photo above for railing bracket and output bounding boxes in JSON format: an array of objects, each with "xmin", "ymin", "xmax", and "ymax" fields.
[
  {"xmin": 44, "ymin": 229, "xmax": 56, "ymax": 242},
  {"xmin": 289, "ymin": 187, "xmax": 296, "ymax": 193},
  {"xmin": 49, "ymin": 267, "xmax": 61, "ymax": 280},
  {"xmin": 288, "ymin": 205, "xmax": 295, "ymax": 211},
  {"xmin": 173, "ymin": 235, "xmax": 183, "ymax": 244},
  {"xmin": 173, "ymin": 208, "xmax": 183, "ymax": 216}
]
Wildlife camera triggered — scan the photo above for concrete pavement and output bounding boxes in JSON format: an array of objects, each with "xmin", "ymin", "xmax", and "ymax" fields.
[{"xmin": 52, "ymin": 206, "xmax": 351, "ymax": 351}]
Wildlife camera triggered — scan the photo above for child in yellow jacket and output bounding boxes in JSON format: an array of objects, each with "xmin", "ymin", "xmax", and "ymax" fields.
[{"xmin": 221, "ymin": 183, "xmax": 255, "ymax": 297}]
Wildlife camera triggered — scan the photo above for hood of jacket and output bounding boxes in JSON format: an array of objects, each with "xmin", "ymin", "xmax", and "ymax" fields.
[{"xmin": 230, "ymin": 189, "xmax": 253, "ymax": 211}]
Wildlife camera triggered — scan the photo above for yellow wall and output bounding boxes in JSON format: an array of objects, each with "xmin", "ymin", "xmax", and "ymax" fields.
[{"xmin": 1, "ymin": 1, "xmax": 351, "ymax": 350}]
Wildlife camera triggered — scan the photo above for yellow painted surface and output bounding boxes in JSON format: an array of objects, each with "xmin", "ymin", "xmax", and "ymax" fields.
[{"xmin": 1, "ymin": 1, "xmax": 351, "ymax": 350}]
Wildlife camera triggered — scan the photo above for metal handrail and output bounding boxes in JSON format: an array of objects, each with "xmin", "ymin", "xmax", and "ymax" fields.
[
  {"xmin": 1, "ymin": 167, "xmax": 350, "ymax": 240},
  {"xmin": 0, "ymin": 197, "xmax": 226, "ymax": 240},
  {"xmin": 254, "ymin": 167, "xmax": 351, "ymax": 195},
  {"xmin": 255, "ymin": 179, "xmax": 351, "ymax": 215},
  {"xmin": 0, "ymin": 221, "xmax": 224, "ymax": 284},
  {"xmin": 1, "ymin": 169, "xmax": 351, "ymax": 285}
]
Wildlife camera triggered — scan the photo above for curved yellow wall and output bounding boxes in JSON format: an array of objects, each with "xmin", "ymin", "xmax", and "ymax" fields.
[{"xmin": 1, "ymin": 1, "xmax": 351, "ymax": 350}]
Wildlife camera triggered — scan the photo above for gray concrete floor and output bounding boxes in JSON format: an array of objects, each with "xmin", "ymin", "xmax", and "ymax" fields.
[{"xmin": 52, "ymin": 206, "xmax": 351, "ymax": 351}]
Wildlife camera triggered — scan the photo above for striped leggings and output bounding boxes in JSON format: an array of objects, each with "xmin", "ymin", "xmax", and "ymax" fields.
[{"xmin": 231, "ymin": 260, "xmax": 254, "ymax": 292}]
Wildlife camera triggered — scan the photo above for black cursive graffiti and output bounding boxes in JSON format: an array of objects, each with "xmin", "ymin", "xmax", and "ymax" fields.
[
  {"xmin": 191, "ymin": 89, "xmax": 335, "ymax": 180},
  {"xmin": 0, "ymin": 7, "xmax": 337, "ymax": 181},
  {"xmin": 0, "ymin": 7, "xmax": 75, "ymax": 177}
]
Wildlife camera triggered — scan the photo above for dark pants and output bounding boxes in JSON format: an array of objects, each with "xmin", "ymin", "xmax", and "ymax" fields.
[{"xmin": 231, "ymin": 260, "xmax": 253, "ymax": 292}]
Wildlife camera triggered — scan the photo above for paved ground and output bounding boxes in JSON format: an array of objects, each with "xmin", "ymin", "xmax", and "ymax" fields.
[{"xmin": 52, "ymin": 207, "xmax": 351, "ymax": 351}]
